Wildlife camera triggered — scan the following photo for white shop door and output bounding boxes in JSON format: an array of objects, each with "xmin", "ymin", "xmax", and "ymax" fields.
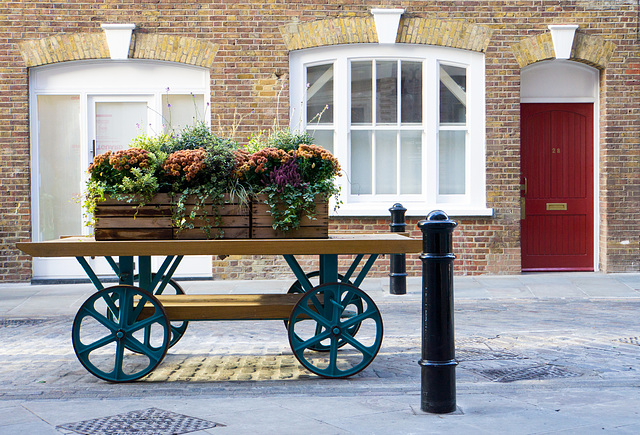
[{"xmin": 30, "ymin": 61, "xmax": 212, "ymax": 281}]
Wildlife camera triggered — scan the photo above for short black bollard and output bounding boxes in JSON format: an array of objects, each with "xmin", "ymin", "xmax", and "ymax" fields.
[
  {"xmin": 417, "ymin": 210, "xmax": 458, "ymax": 414},
  {"xmin": 389, "ymin": 203, "xmax": 407, "ymax": 295}
]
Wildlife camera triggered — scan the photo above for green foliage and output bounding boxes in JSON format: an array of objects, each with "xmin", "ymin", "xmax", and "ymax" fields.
[{"xmin": 247, "ymin": 128, "xmax": 313, "ymax": 153}]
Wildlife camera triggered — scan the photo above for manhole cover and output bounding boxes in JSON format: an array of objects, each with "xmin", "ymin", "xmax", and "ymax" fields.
[
  {"xmin": 0, "ymin": 318, "xmax": 50, "ymax": 328},
  {"xmin": 57, "ymin": 407, "xmax": 219, "ymax": 435},
  {"xmin": 616, "ymin": 337, "xmax": 640, "ymax": 346},
  {"xmin": 475, "ymin": 365, "xmax": 581, "ymax": 383},
  {"xmin": 456, "ymin": 348, "xmax": 521, "ymax": 362}
]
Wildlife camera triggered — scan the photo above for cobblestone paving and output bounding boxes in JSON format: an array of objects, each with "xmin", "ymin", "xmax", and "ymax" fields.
[{"xmin": 1, "ymin": 298, "xmax": 638, "ymax": 401}]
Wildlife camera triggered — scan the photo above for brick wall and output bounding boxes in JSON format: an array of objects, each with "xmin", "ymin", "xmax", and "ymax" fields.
[{"xmin": 1, "ymin": 1, "xmax": 638, "ymax": 282}]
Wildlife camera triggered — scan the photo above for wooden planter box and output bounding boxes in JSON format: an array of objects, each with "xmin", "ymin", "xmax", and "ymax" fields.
[
  {"xmin": 251, "ymin": 194, "xmax": 329, "ymax": 239},
  {"xmin": 94, "ymin": 194, "xmax": 250, "ymax": 241},
  {"xmin": 173, "ymin": 195, "xmax": 250, "ymax": 240},
  {"xmin": 94, "ymin": 194, "xmax": 328, "ymax": 240},
  {"xmin": 94, "ymin": 194, "xmax": 173, "ymax": 241}
]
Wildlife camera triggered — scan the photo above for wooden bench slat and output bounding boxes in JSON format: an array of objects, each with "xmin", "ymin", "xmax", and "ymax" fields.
[{"xmin": 142, "ymin": 294, "xmax": 313, "ymax": 321}]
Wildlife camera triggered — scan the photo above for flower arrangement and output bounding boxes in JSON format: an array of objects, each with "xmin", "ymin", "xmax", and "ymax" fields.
[
  {"xmin": 233, "ymin": 136, "xmax": 341, "ymax": 232},
  {"xmin": 84, "ymin": 122, "xmax": 341, "ymax": 238}
]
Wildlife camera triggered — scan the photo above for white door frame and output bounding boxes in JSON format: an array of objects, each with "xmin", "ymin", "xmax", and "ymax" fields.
[{"xmin": 520, "ymin": 59, "xmax": 600, "ymax": 271}]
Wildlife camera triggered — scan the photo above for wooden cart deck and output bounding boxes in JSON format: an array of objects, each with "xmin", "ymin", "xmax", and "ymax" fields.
[{"xmin": 17, "ymin": 233, "xmax": 422, "ymax": 257}]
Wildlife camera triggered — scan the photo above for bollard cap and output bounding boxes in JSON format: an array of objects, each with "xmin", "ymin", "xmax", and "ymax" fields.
[
  {"xmin": 389, "ymin": 203, "xmax": 407, "ymax": 212},
  {"xmin": 417, "ymin": 210, "xmax": 458, "ymax": 232}
]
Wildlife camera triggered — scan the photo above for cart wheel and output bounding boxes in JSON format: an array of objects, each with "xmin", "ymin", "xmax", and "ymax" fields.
[
  {"xmin": 285, "ymin": 272, "xmax": 362, "ymax": 351},
  {"xmin": 133, "ymin": 274, "xmax": 188, "ymax": 349},
  {"xmin": 288, "ymin": 282, "xmax": 383, "ymax": 378},
  {"xmin": 72, "ymin": 285, "xmax": 170, "ymax": 382}
]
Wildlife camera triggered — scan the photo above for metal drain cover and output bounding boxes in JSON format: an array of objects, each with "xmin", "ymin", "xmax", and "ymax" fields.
[
  {"xmin": 0, "ymin": 318, "xmax": 50, "ymax": 328},
  {"xmin": 476, "ymin": 365, "xmax": 581, "ymax": 383},
  {"xmin": 57, "ymin": 407, "xmax": 218, "ymax": 435},
  {"xmin": 456, "ymin": 348, "xmax": 520, "ymax": 362},
  {"xmin": 617, "ymin": 337, "xmax": 640, "ymax": 346}
]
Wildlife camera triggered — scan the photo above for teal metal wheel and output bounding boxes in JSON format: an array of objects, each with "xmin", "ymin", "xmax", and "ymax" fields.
[
  {"xmin": 285, "ymin": 272, "xmax": 362, "ymax": 352},
  {"xmin": 134, "ymin": 274, "xmax": 188, "ymax": 349},
  {"xmin": 288, "ymin": 282, "xmax": 383, "ymax": 378},
  {"xmin": 72, "ymin": 285, "xmax": 170, "ymax": 382}
]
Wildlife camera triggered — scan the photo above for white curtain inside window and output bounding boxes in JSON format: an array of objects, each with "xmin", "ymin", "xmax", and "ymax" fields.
[
  {"xmin": 37, "ymin": 95, "xmax": 82, "ymax": 240},
  {"xmin": 439, "ymin": 130, "xmax": 466, "ymax": 194},
  {"xmin": 351, "ymin": 130, "xmax": 373, "ymax": 194},
  {"xmin": 400, "ymin": 130, "xmax": 422, "ymax": 194}
]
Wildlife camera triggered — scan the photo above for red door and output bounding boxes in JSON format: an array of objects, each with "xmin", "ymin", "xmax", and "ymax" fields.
[{"xmin": 520, "ymin": 103, "xmax": 594, "ymax": 271}]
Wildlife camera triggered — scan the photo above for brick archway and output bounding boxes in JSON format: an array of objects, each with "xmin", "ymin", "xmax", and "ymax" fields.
[
  {"xmin": 279, "ymin": 17, "xmax": 493, "ymax": 52},
  {"xmin": 18, "ymin": 33, "xmax": 219, "ymax": 68},
  {"xmin": 511, "ymin": 31, "xmax": 616, "ymax": 69}
]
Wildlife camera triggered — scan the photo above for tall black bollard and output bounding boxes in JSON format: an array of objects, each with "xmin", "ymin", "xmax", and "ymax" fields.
[
  {"xmin": 389, "ymin": 203, "xmax": 407, "ymax": 295},
  {"xmin": 417, "ymin": 210, "xmax": 458, "ymax": 414}
]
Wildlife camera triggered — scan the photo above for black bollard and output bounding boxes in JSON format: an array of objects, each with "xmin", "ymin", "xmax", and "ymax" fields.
[
  {"xmin": 389, "ymin": 203, "xmax": 407, "ymax": 295},
  {"xmin": 417, "ymin": 210, "xmax": 458, "ymax": 414}
]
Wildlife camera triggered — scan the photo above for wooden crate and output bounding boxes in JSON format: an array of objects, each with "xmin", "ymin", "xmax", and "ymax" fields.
[
  {"xmin": 173, "ymin": 195, "xmax": 250, "ymax": 240},
  {"xmin": 251, "ymin": 194, "xmax": 329, "ymax": 239},
  {"xmin": 94, "ymin": 194, "xmax": 250, "ymax": 240},
  {"xmin": 94, "ymin": 194, "xmax": 173, "ymax": 241}
]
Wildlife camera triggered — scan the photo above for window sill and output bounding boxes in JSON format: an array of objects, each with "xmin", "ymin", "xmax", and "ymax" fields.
[{"xmin": 330, "ymin": 202, "xmax": 494, "ymax": 218}]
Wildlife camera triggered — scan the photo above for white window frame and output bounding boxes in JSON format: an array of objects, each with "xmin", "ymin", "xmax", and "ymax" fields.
[{"xmin": 290, "ymin": 44, "xmax": 492, "ymax": 217}]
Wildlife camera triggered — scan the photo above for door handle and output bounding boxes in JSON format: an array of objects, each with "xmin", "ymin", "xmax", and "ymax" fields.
[{"xmin": 520, "ymin": 177, "xmax": 527, "ymax": 196}]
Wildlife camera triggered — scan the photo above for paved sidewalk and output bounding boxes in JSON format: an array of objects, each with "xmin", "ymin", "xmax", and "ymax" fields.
[{"xmin": 0, "ymin": 272, "xmax": 639, "ymax": 434}]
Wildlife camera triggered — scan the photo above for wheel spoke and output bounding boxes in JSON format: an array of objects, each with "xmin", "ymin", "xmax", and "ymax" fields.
[
  {"xmin": 340, "ymin": 331, "xmax": 377, "ymax": 358},
  {"xmin": 126, "ymin": 311, "xmax": 165, "ymax": 334},
  {"xmin": 327, "ymin": 336, "xmax": 340, "ymax": 376},
  {"xmin": 100, "ymin": 293, "xmax": 121, "ymax": 322},
  {"xmin": 123, "ymin": 335, "xmax": 165, "ymax": 361},
  {"xmin": 113, "ymin": 340, "xmax": 126, "ymax": 381},
  {"xmin": 76, "ymin": 333, "xmax": 116, "ymax": 357},
  {"xmin": 296, "ymin": 304, "xmax": 331, "ymax": 329},
  {"xmin": 80, "ymin": 305, "xmax": 118, "ymax": 331},
  {"xmin": 341, "ymin": 289, "xmax": 358, "ymax": 308},
  {"xmin": 340, "ymin": 306, "xmax": 379, "ymax": 330},
  {"xmin": 130, "ymin": 294, "xmax": 149, "ymax": 321},
  {"xmin": 292, "ymin": 328, "xmax": 332, "ymax": 352}
]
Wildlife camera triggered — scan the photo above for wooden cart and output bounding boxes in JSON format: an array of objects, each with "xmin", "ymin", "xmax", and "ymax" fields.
[{"xmin": 17, "ymin": 234, "xmax": 422, "ymax": 382}]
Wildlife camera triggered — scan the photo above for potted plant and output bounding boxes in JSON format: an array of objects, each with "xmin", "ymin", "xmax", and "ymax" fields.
[{"xmin": 233, "ymin": 129, "xmax": 341, "ymax": 238}]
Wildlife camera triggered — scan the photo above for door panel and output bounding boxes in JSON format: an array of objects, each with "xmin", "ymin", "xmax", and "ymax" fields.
[{"xmin": 520, "ymin": 103, "xmax": 594, "ymax": 271}]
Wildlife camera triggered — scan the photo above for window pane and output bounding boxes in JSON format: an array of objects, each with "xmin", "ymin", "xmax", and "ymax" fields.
[
  {"xmin": 376, "ymin": 61, "xmax": 397, "ymax": 124},
  {"xmin": 351, "ymin": 61, "xmax": 372, "ymax": 124},
  {"xmin": 96, "ymin": 102, "xmax": 147, "ymax": 154},
  {"xmin": 37, "ymin": 95, "xmax": 82, "ymax": 241},
  {"xmin": 307, "ymin": 64, "xmax": 333, "ymax": 124},
  {"xmin": 439, "ymin": 130, "xmax": 466, "ymax": 194},
  {"xmin": 310, "ymin": 129, "xmax": 334, "ymax": 154},
  {"xmin": 351, "ymin": 130, "xmax": 372, "ymax": 194},
  {"xmin": 400, "ymin": 130, "xmax": 422, "ymax": 194},
  {"xmin": 162, "ymin": 94, "xmax": 205, "ymax": 133},
  {"xmin": 376, "ymin": 131, "xmax": 397, "ymax": 194},
  {"xmin": 440, "ymin": 65, "xmax": 466, "ymax": 124},
  {"xmin": 401, "ymin": 61, "xmax": 422, "ymax": 124}
]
